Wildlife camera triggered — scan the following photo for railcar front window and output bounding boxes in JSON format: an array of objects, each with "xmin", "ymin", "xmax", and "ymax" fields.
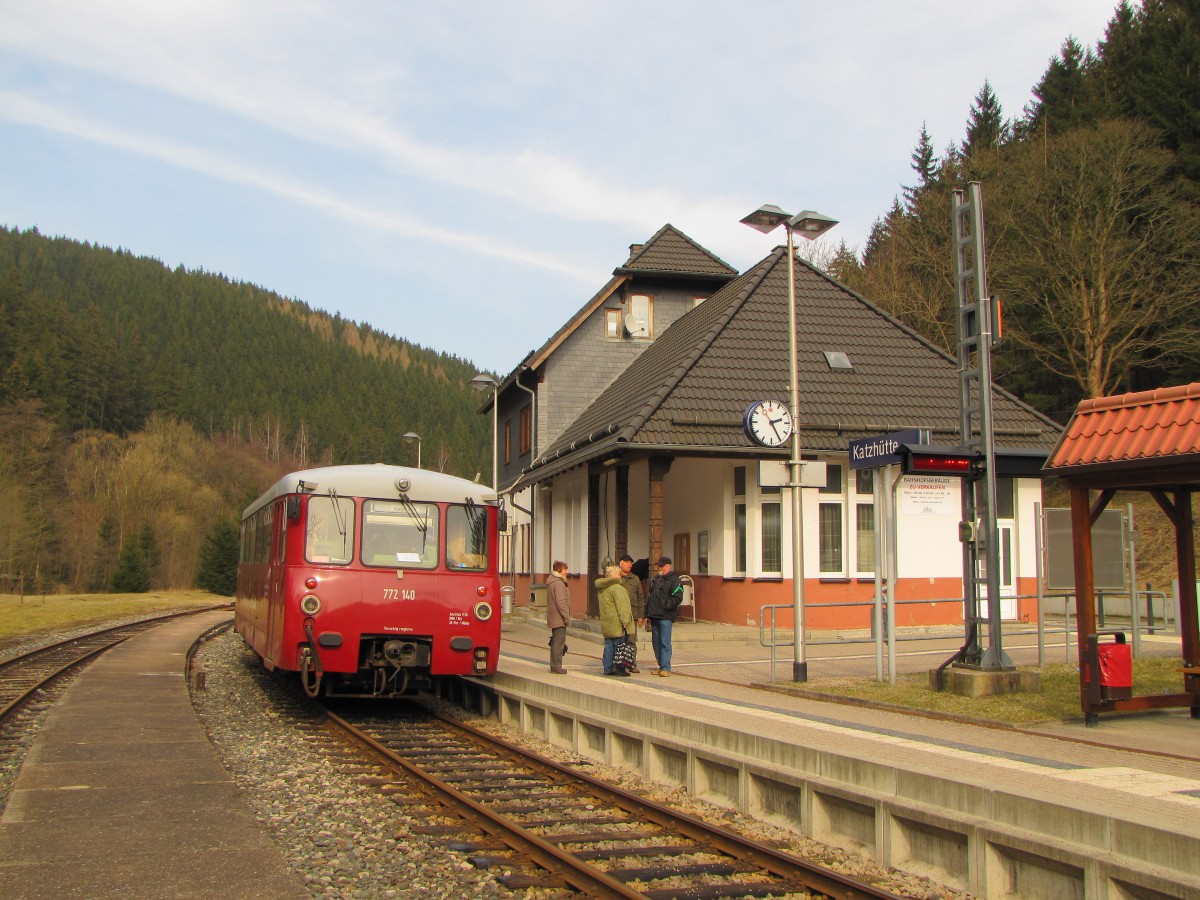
[
  {"xmin": 306, "ymin": 496, "xmax": 355, "ymax": 564},
  {"xmin": 446, "ymin": 504, "xmax": 489, "ymax": 571},
  {"xmin": 363, "ymin": 499, "xmax": 438, "ymax": 568}
]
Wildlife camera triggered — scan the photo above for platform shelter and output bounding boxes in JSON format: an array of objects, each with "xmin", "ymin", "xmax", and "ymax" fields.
[{"xmin": 1043, "ymin": 383, "xmax": 1200, "ymax": 722}]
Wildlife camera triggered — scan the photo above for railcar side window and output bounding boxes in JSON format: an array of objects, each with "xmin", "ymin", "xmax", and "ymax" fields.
[
  {"xmin": 306, "ymin": 496, "xmax": 355, "ymax": 564},
  {"xmin": 446, "ymin": 504, "xmax": 489, "ymax": 571},
  {"xmin": 362, "ymin": 499, "xmax": 438, "ymax": 568}
]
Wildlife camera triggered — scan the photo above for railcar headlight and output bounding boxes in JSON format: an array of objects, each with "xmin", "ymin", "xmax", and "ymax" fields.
[
  {"xmin": 300, "ymin": 594, "xmax": 321, "ymax": 615},
  {"xmin": 473, "ymin": 601, "xmax": 494, "ymax": 621}
]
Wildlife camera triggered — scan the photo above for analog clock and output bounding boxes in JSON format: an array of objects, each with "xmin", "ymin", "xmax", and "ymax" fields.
[{"xmin": 743, "ymin": 400, "xmax": 793, "ymax": 448}]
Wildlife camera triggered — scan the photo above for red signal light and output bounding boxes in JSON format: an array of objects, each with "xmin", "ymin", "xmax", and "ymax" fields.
[
  {"xmin": 477, "ymin": 585, "xmax": 488, "ymax": 597},
  {"xmin": 305, "ymin": 577, "xmax": 318, "ymax": 589}
]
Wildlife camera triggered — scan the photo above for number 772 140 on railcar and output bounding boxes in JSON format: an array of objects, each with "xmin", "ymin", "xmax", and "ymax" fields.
[{"xmin": 235, "ymin": 464, "xmax": 506, "ymax": 698}]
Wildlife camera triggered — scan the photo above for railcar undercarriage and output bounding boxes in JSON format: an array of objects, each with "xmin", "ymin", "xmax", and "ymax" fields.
[{"xmin": 300, "ymin": 635, "xmax": 435, "ymax": 698}]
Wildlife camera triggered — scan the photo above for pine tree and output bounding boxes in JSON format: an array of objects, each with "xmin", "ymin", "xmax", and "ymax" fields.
[
  {"xmin": 962, "ymin": 80, "xmax": 1010, "ymax": 157},
  {"xmin": 196, "ymin": 520, "xmax": 240, "ymax": 596},
  {"xmin": 1025, "ymin": 36, "xmax": 1104, "ymax": 135},
  {"xmin": 902, "ymin": 123, "xmax": 938, "ymax": 211},
  {"xmin": 110, "ymin": 534, "xmax": 150, "ymax": 593}
]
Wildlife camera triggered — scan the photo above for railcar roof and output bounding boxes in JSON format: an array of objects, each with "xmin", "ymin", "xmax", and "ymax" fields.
[{"xmin": 242, "ymin": 464, "xmax": 497, "ymax": 519}]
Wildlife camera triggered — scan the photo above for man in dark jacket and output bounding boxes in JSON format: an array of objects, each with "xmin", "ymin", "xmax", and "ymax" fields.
[{"xmin": 645, "ymin": 556, "xmax": 684, "ymax": 676}]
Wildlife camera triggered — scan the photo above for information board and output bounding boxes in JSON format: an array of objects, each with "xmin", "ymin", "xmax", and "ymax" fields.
[{"xmin": 1044, "ymin": 507, "xmax": 1127, "ymax": 591}]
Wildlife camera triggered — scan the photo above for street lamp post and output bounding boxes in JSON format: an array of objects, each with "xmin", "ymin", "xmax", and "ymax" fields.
[
  {"xmin": 740, "ymin": 205, "xmax": 838, "ymax": 682},
  {"xmin": 470, "ymin": 374, "xmax": 499, "ymax": 492},
  {"xmin": 402, "ymin": 432, "xmax": 421, "ymax": 469}
]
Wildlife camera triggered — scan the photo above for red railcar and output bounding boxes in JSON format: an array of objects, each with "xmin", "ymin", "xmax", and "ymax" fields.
[{"xmin": 235, "ymin": 465, "xmax": 504, "ymax": 697}]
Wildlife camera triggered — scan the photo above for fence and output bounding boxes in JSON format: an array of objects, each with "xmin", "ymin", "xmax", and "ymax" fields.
[{"xmin": 758, "ymin": 584, "xmax": 1182, "ymax": 684}]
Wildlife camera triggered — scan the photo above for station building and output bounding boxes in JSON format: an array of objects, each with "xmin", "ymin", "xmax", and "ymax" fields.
[{"xmin": 481, "ymin": 225, "xmax": 1060, "ymax": 629}]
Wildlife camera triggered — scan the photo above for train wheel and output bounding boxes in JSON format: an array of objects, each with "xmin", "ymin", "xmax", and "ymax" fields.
[{"xmin": 300, "ymin": 651, "xmax": 323, "ymax": 698}]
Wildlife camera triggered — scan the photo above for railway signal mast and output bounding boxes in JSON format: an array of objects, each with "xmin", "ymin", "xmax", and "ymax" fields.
[{"xmin": 952, "ymin": 182, "xmax": 1011, "ymax": 671}]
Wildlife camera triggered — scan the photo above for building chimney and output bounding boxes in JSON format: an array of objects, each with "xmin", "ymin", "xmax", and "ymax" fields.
[{"xmin": 628, "ymin": 243, "xmax": 643, "ymax": 259}]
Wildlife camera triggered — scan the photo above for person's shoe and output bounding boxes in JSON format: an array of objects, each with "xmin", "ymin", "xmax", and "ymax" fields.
[
  {"xmin": 614, "ymin": 669, "xmax": 631, "ymax": 676},
  {"xmin": 629, "ymin": 666, "xmax": 640, "ymax": 674},
  {"xmin": 658, "ymin": 670, "xmax": 671, "ymax": 677},
  {"xmin": 550, "ymin": 667, "xmax": 567, "ymax": 674}
]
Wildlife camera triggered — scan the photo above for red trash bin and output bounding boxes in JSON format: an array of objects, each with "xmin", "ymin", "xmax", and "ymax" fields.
[{"xmin": 1097, "ymin": 639, "xmax": 1132, "ymax": 701}]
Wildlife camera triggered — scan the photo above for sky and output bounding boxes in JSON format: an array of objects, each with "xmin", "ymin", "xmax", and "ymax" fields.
[{"xmin": 1, "ymin": 1, "xmax": 1121, "ymax": 374}]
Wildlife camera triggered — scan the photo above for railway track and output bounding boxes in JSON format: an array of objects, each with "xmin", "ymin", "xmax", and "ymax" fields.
[{"xmin": 312, "ymin": 698, "xmax": 903, "ymax": 900}]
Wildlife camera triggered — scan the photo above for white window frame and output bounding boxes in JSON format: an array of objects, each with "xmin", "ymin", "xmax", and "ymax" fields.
[
  {"xmin": 853, "ymin": 467, "xmax": 876, "ymax": 577},
  {"xmin": 817, "ymin": 461, "xmax": 846, "ymax": 577}
]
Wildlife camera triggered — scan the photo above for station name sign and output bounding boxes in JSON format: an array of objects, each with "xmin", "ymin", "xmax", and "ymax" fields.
[{"xmin": 848, "ymin": 428, "xmax": 925, "ymax": 470}]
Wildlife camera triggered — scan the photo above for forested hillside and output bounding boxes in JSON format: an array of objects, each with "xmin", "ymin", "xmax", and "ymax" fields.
[
  {"xmin": 0, "ymin": 226, "xmax": 491, "ymax": 593},
  {"xmin": 831, "ymin": 0, "xmax": 1200, "ymax": 422}
]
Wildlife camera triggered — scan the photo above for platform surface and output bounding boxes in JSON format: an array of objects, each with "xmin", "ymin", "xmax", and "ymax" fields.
[{"xmin": 0, "ymin": 610, "xmax": 307, "ymax": 900}]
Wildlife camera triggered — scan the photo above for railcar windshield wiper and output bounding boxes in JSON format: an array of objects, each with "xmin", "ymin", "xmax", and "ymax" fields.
[{"xmin": 328, "ymin": 488, "xmax": 347, "ymax": 537}]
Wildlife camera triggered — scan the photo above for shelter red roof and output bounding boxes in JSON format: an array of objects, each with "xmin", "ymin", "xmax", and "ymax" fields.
[{"xmin": 1043, "ymin": 383, "xmax": 1200, "ymax": 488}]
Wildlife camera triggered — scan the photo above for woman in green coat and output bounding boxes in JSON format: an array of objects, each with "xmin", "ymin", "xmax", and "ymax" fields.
[{"xmin": 595, "ymin": 564, "xmax": 634, "ymax": 675}]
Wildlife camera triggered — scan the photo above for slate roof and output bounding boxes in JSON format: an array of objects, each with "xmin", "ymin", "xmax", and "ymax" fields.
[
  {"xmin": 615, "ymin": 224, "xmax": 739, "ymax": 279},
  {"xmin": 518, "ymin": 246, "xmax": 1061, "ymax": 485},
  {"xmin": 524, "ymin": 224, "xmax": 737, "ymax": 372},
  {"xmin": 1043, "ymin": 383, "xmax": 1200, "ymax": 490}
]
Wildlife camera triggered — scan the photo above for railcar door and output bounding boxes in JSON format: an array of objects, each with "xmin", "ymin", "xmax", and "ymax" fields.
[{"xmin": 265, "ymin": 500, "xmax": 287, "ymax": 665}]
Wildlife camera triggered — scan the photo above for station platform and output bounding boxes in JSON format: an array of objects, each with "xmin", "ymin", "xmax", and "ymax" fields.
[
  {"xmin": 492, "ymin": 610, "xmax": 1200, "ymax": 898},
  {"xmin": 0, "ymin": 610, "xmax": 307, "ymax": 900}
]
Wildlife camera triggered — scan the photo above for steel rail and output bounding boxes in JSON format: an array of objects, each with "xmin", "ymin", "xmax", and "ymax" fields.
[
  {"xmin": 319, "ymin": 702, "xmax": 902, "ymax": 900},
  {"xmin": 320, "ymin": 705, "xmax": 643, "ymax": 898}
]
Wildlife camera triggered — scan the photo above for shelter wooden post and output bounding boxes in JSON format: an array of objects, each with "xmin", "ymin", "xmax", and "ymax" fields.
[
  {"xmin": 1168, "ymin": 491, "xmax": 1200, "ymax": 671},
  {"xmin": 1069, "ymin": 485, "xmax": 1097, "ymax": 652}
]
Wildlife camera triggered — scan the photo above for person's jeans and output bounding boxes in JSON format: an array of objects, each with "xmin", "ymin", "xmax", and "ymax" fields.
[
  {"xmin": 602, "ymin": 635, "xmax": 624, "ymax": 673},
  {"xmin": 650, "ymin": 617, "xmax": 673, "ymax": 671}
]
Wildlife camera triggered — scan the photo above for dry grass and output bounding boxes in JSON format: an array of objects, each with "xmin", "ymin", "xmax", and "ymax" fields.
[
  {"xmin": 796, "ymin": 657, "xmax": 1185, "ymax": 724},
  {"xmin": 0, "ymin": 590, "xmax": 228, "ymax": 642}
]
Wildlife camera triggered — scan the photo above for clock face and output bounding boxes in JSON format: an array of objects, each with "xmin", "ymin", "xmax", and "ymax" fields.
[{"xmin": 744, "ymin": 400, "xmax": 793, "ymax": 447}]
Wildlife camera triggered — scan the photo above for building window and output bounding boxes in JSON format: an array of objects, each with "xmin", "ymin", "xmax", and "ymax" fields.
[
  {"xmin": 503, "ymin": 420, "xmax": 511, "ymax": 465},
  {"xmin": 605, "ymin": 308, "xmax": 621, "ymax": 339},
  {"xmin": 854, "ymin": 467, "xmax": 875, "ymax": 576},
  {"xmin": 733, "ymin": 466, "xmax": 747, "ymax": 575},
  {"xmin": 856, "ymin": 504, "xmax": 875, "ymax": 574},
  {"xmin": 819, "ymin": 503, "xmax": 843, "ymax": 573},
  {"xmin": 761, "ymin": 502, "xmax": 781, "ymax": 574},
  {"xmin": 627, "ymin": 293, "xmax": 652, "ymax": 338},
  {"xmin": 519, "ymin": 405, "xmax": 532, "ymax": 455},
  {"xmin": 697, "ymin": 531, "xmax": 709, "ymax": 575},
  {"xmin": 818, "ymin": 462, "xmax": 845, "ymax": 575}
]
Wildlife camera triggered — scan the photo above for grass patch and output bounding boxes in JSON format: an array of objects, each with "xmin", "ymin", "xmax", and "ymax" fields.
[
  {"xmin": 796, "ymin": 657, "xmax": 1186, "ymax": 724},
  {"xmin": 0, "ymin": 590, "xmax": 229, "ymax": 642}
]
